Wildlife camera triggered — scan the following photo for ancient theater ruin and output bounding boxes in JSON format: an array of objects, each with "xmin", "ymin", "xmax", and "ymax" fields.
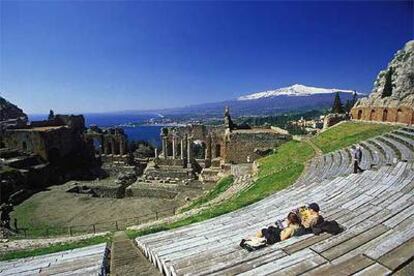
[
  {"xmin": 351, "ymin": 40, "xmax": 414, "ymax": 125},
  {"xmin": 138, "ymin": 107, "xmax": 292, "ymax": 190}
]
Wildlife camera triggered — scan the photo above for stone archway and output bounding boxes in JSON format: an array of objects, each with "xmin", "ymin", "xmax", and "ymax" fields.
[
  {"xmin": 382, "ymin": 109, "xmax": 388, "ymax": 122},
  {"xmin": 92, "ymin": 137, "xmax": 103, "ymax": 155},
  {"xmin": 192, "ymin": 140, "xmax": 206, "ymax": 159},
  {"xmin": 370, "ymin": 109, "xmax": 376, "ymax": 121},
  {"xmin": 357, "ymin": 110, "xmax": 362, "ymax": 120},
  {"xmin": 411, "ymin": 110, "xmax": 414, "ymax": 125},
  {"xmin": 396, "ymin": 109, "xmax": 403, "ymax": 123},
  {"xmin": 215, "ymin": 144, "xmax": 222, "ymax": 157}
]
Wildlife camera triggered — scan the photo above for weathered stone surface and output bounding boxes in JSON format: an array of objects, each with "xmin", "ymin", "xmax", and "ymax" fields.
[
  {"xmin": 351, "ymin": 40, "xmax": 414, "ymax": 124},
  {"xmin": 224, "ymin": 128, "xmax": 292, "ymax": 163},
  {"xmin": 323, "ymin": 113, "xmax": 349, "ymax": 129}
]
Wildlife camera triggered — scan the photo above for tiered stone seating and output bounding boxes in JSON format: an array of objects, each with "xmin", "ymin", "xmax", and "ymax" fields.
[
  {"xmin": 136, "ymin": 128, "xmax": 414, "ymax": 275},
  {"xmin": 300, "ymin": 129, "xmax": 414, "ymax": 184},
  {"xmin": 0, "ymin": 243, "xmax": 108, "ymax": 276}
]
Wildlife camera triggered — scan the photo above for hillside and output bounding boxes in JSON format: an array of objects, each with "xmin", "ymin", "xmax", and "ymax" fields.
[{"xmin": 0, "ymin": 97, "xmax": 27, "ymax": 122}]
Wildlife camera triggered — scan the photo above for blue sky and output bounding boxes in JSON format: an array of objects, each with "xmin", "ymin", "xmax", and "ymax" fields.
[{"xmin": 1, "ymin": 1, "xmax": 413, "ymax": 114}]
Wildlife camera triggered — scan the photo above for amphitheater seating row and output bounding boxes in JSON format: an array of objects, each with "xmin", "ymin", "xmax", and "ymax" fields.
[
  {"xmin": 136, "ymin": 127, "xmax": 414, "ymax": 275},
  {"xmin": 0, "ymin": 243, "xmax": 108, "ymax": 276},
  {"xmin": 298, "ymin": 127, "xmax": 414, "ymax": 185},
  {"xmin": 137, "ymin": 162, "xmax": 414, "ymax": 276}
]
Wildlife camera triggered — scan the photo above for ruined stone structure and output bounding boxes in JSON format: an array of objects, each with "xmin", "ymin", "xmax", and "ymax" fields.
[
  {"xmin": 0, "ymin": 100, "xmax": 102, "ymax": 208},
  {"xmin": 150, "ymin": 107, "xmax": 292, "ymax": 181},
  {"xmin": 323, "ymin": 113, "xmax": 349, "ymax": 129},
  {"xmin": 351, "ymin": 40, "xmax": 414, "ymax": 125},
  {"xmin": 223, "ymin": 128, "xmax": 290, "ymax": 163},
  {"xmin": 3, "ymin": 114, "xmax": 92, "ymax": 163},
  {"xmin": 158, "ymin": 108, "xmax": 291, "ymax": 166},
  {"xmin": 86, "ymin": 126, "xmax": 128, "ymax": 156}
]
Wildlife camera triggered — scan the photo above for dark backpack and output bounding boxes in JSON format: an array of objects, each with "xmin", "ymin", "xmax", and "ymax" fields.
[{"xmin": 312, "ymin": 220, "xmax": 342, "ymax": 235}]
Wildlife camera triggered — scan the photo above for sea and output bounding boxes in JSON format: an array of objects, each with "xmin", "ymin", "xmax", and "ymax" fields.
[{"xmin": 28, "ymin": 113, "xmax": 163, "ymax": 146}]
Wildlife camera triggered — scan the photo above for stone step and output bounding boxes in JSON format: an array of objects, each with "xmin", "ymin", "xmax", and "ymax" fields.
[{"xmin": 110, "ymin": 231, "xmax": 160, "ymax": 276}]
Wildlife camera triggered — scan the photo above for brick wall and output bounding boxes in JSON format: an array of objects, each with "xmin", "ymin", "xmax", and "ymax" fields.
[{"xmin": 351, "ymin": 106, "xmax": 414, "ymax": 125}]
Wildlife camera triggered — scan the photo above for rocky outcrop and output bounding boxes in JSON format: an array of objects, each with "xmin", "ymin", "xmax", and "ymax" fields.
[
  {"xmin": 0, "ymin": 97, "xmax": 28, "ymax": 122},
  {"xmin": 351, "ymin": 40, "xmax": 414, "ymax": 124}
]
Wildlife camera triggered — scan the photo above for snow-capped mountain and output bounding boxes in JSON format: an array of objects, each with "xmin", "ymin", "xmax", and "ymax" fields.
[
  {"xmin": 238, "ymin": 84, "xmax": 357, "ymax": 101},
  {"xmin": 145, "ymin": 84, "xmax": 366, "ymax": 118}
]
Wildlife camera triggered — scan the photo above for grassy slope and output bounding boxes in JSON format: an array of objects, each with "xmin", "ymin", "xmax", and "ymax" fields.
[
  {"xmin": 311, "ymin": 121, "xmax": 399, "ymax": 153},
  {"xmin": 180, "ymin": 176, "xmax": 234, "ymax": 212}
]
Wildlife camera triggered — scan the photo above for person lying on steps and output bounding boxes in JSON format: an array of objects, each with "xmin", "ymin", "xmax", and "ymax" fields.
[
  {"xmin": 298, "ymin": 202, "xmax": 324, "ymax": 233},
  {"xmin": 257, "ymin": 212, "xmax": 302, "ymax": 244}
]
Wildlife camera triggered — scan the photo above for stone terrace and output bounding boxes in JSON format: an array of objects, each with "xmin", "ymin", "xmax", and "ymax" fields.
[
  {"xmin": 136, "ymin": 127, "xmax": 414, "ymax": 275},
  {"xmin": 0, "ymin": 243, "xmax": 108, "ymax": 276}
]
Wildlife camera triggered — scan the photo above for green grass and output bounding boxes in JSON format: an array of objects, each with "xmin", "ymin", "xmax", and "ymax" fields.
[
  {"xmin": 0, "ymin": 234, "xmax": 112, "ymax": 261},
  {"xmin": 126, "ymin": 140, "xmax": 315, "ymax": 239},
  {"xmin": 311, "ymin": 121, "xmax": 399, "ymax": 153},
  {"xmin": 180, "ymin": 176, "xmax": 234, "ymax": 212},
  {"xmin": 11, "ymin": 200, "xmax": 73, "ymax": 238}
]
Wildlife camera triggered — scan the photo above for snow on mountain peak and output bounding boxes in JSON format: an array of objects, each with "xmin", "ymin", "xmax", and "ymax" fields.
[{"xmin": 237, "ymin": 84, "xmax": 357, "ymax": 101}]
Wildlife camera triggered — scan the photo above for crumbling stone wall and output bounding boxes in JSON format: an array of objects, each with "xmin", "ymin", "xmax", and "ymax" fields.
[
  {"xmin": 323, "ymin": 113, "xmax": 349, "ymax": 129},
  {"xmin": 3, "ymin": 126, "xmax": 85, "ymax": 161},
  {"xmin": 224, "ymin": 130, "xmax": 292, "ymax": 164},
  {"xmin": 3, "ymin": 114, "xmax": 89, "ymax": 162}
]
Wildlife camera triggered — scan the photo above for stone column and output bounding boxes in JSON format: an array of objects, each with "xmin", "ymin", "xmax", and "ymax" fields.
[
  {"xmin": 111, "ymin": 140, "xmax": 116, "ymax": 155},
  {"xmin": 187, "ymin": 136, "xmax": 192, "ymax": 168},
  {"xmin": 205, "ymin": 134, "xmax": 212, "ymax": 168},
  {"xmin": 180, "ymin": 139, "xmax": 184, "ymax": 160},
  {"xmin": 162, "ymin": 136, "xmax": 168, "ymax": 159},
  {"xmin": 154, "ymin": 148, "xmax": 158, "ymax": 158},
  {"xmin": 172, "ymin": 135, "xmax": 176, "ymax": 159},
  {"xmin": 120, "ymin": 140, "xmax": 125, "ymax": 155},
  {"xmin": 211, "ymin": 137, "xmax": 216, "ymax": 158},
  {"xmin": 206, "ymin": 134, "xmax": 212, "ymax": 160},
  {"xmin": 103, "ymin": 140, "xmax": 109, "ymax": 155}
]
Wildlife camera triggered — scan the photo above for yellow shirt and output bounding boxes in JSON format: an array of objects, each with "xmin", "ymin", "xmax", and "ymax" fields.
[{"xmin": 299, "ymin": 208, "xmax": 319, "ymax": 229}]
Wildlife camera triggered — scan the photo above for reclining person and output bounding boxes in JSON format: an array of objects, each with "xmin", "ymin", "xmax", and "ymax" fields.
[
  {"xmin": 239, "ymin": 212, "xmax": 303, "ymax": 251},
  {"xmin": 257, "ymin": 212, "xmax": 302, "ymax": 244},
  {"xmin": 298, "ymin": 202, "xmax": 324, "ymax": 233},
  {"xmin": 299, "ymin": 202, "xmax": 342, "ymax": 235}
]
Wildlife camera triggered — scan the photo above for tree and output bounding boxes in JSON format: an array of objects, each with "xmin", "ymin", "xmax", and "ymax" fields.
[
  {"xmin": 48, "ymin": 110, "xmax": 55, "ymax": 120},
  {"xmin": 344, "ymin": 100, "xmax": 352, "ymax": 114},
  {"xmin": 382, "ymin": 67, "xmax": 394, "ymax": 98},
  {"xmin": 344, "ymin": 91, "xmax": 358, "ymax": 114},
  {"xmin": 331, "ymin": 92, "xmax": 344, "ymax": 114}
]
